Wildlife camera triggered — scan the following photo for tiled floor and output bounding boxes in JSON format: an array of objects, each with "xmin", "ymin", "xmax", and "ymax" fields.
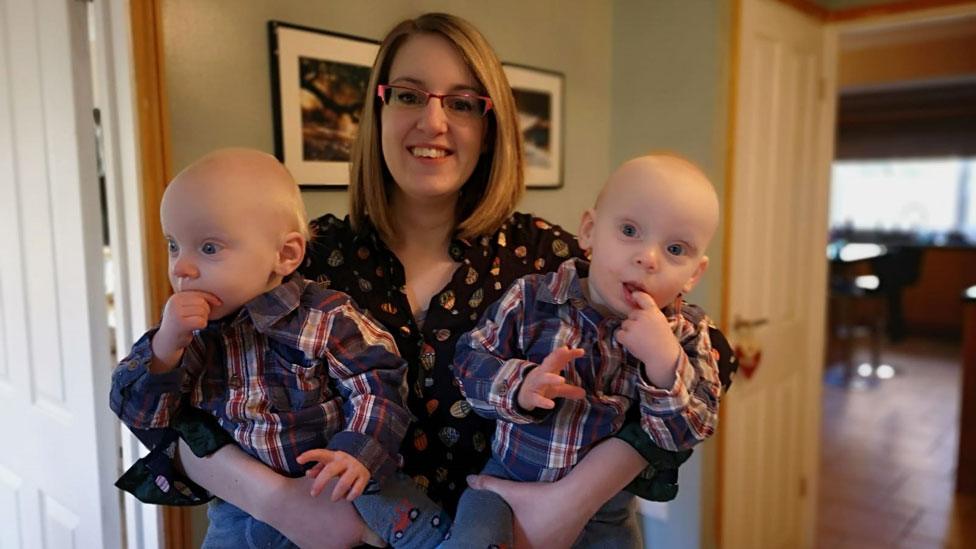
[{"xmin": 816, "ymin": 337, "xmax": 976, "ymax": 549}]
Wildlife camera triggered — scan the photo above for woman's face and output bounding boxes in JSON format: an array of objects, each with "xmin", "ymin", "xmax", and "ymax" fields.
[{"xmin": 380, "ymin": 33, "xmax": 487, "ymax": 205}]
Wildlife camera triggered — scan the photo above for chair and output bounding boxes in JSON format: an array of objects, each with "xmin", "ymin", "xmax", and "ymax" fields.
[
  {"xmin": 870, "ymin": 246, "xmax": 924, "ymax": 342},
  {"xmin": 827, "ymin": 245, "xmax": 925, "ymax": 387}
]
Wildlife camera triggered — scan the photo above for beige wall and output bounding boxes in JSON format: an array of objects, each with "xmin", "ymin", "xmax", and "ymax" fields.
[{"xmin": 162, "ymin": 0, "xmax": 612, "ymax": 232}]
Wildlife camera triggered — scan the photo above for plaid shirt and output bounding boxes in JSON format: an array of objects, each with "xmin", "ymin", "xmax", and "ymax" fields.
[
  {"xmin": 453, "ymin": 258, "xmax": 721, "ymax": 482},
  {"xmin": 110, "ymin": 275, "xmax": 410, "ymax": 481}
]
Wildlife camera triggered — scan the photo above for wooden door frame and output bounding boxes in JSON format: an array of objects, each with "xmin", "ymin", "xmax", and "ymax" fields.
[
  {"xmin": 779, "ymin": 0, "xmax": 976, "ymax": 22},
  {"xmin": 128, "ymin": 1, "xmax": 189, "ymax": 547}
]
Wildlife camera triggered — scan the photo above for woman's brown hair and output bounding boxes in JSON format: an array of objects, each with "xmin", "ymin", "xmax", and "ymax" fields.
[{"xmin": 348, "ymin": 13, "xmax": 523, "ymax": 243}]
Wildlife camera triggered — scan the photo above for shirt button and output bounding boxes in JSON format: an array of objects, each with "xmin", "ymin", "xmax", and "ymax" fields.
[{"xmin": 229, "ymin": 374, "xmax": 241, "ymax": 388}]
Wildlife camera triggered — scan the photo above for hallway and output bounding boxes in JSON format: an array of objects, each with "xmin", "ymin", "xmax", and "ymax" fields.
[{"xmin": 816, "ymin": 337, "xmax": 976, "ymax": 548}]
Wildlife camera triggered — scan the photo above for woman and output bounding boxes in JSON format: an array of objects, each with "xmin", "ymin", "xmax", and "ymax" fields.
[{"xmin": 141, "ymin": 13, "xmax": 733, "ymax": 548}]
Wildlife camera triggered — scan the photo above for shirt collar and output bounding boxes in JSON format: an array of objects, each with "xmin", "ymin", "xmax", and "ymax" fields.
[
  {"xmin": 536, "ymin": 258, "xmax": 680, "ymax": 319},
  {"xmin": 537, "ymin": 258, "xmax": 590, "ymax": 307},
  {"xmin": 242, "ymin": 274, "xmax": 305, "ymax": 334}
]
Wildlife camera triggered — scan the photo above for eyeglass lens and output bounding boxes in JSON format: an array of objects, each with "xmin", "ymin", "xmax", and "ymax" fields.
[{"xmin": 381, "ymin": 86, "xmax": 489, "ymax": 118}]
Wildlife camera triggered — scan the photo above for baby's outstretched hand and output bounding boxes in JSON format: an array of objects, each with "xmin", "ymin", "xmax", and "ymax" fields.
[
  {"xmin": 151, "ymin": 291, "xmax": 222, "ymax": 371},
  {"xmin": 296, "ymin": 449, "xmax": 371, "ymax": 502},
  {"xmin": 517, "ymin": 347, "xmax": 586, "ymax": 412}
]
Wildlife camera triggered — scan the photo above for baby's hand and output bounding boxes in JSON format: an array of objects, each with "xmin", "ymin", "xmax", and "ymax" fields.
[
  {"xmin": 615, "ymin": 291, "xmax": 681, "ymax": 388},
  {"xmin": 296, "ymin": 449, "xmax": 371, "ymax": 502},
  {"xmin": 517, "ymin": 347, "xmax": 586, "ymax": 412},
  {"xmin": 150, "ymin": 291, "xmax": 222, "ymax": 371}
]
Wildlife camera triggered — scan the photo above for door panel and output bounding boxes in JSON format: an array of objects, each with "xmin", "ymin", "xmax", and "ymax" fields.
[
  {"xmin": 720, "ymin": 1, "xmax": 831, "ymax": 547},
  {"xmin": 0, "ymin": 0, "xmax": 122, "ymax": 547}
]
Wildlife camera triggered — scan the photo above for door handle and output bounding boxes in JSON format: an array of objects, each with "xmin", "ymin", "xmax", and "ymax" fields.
[{"xmin": 733, "ymin": 316, "xmax": 769, "ymax": 331}]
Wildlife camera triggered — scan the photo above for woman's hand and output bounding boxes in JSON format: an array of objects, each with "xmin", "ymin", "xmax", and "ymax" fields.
[
  {"xmin": 177, "ymin": 441, "xmax": 369, "ymax": 548},
  {"xmin": 466, "ymin": 438, "xmax": 648, "ymax": 548},
  {"xmin": 466, "ymin": 474, "xmax": 590, "ymax": 548},
  {"xmin": 261, "ymin": 474, "xmax": 372, "ymax": 548}
]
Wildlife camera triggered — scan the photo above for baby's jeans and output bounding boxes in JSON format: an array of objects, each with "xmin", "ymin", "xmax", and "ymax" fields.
[
  {"xmin": 573, "ymin": 490, "xmax": 642, "ymax": 548},
  {"xmin": 202, "ymin": 499, "xmax": 295, "ymax": 549},
  {"xmin": 440, "ymin": 458, "xmax": 514, "ymax": 548}
]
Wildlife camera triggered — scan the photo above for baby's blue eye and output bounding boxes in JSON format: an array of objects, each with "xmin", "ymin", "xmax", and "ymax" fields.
[
  {"xmin": 620, "ymin": 224, "xmax": 638, "ymax": 238},
  {"xmin": 667, "ymin": 243, "xmax": 685, "ymax": 256},
  {"xmin": 166, "ymin": 239, "xmax": 178, "ymax": 254},
  {"xmin": 201, "ymin": 242, "xmax": 219, "ymax": 255}
]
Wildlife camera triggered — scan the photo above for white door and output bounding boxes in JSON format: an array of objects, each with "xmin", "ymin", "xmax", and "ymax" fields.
[
  {"xmin": 719, "ymin": 0, "xmax": 834, "ymax": 548},
  {"xmin": 0, "ymin": 1, "xmax": 123, "ymax": 547}
]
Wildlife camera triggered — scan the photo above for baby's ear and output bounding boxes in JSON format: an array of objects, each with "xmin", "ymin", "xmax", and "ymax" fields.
[
  {"xmin": 682, "ymin": 255, "xmax": 710, "ymax": 294},
  {"xmin": 275, "ymin": 231, "xmax": 307, "ymax": 276},
  {"xmin": 578, "ymin": 209, "xmax": 597, "ymax": 251}
]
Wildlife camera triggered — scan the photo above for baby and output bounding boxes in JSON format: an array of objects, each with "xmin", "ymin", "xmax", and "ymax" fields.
[
  {"xmin": 110, "ymin": 148, "xmax": 446, "ymax": 547},
  {"xmin": 448, "ymin": 154, "xmax": 725, "ymax": 546}
]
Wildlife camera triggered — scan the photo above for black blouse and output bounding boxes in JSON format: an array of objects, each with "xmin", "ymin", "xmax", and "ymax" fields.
[{"xmin": 302, "ymin": 212, "xmax": 586, "ymax": 513}]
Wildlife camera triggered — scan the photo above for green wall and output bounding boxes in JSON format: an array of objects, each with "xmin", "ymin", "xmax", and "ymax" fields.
[
  {"xmin": 162, "ymin": 0, "xmax": 612, "ymax": 233},
  {"xmin": 610, "ymin": 3, "xmax": 731, "ymax": 547},
  {"xmin": 611, "ymin": 0, "xmax": 731, "ymax": 322}
]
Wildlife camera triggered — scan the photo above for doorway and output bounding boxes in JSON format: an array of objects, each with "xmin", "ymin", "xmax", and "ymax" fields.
[{"xmin": 816, "ymin": 7, "xmax": 976, "ymax": 547}]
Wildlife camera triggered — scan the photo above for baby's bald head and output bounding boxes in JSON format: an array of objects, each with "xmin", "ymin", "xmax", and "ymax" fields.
[
  {"xmin": 577, "ymin": 153, "xmax": 721, "ymax": 313},
  {"xmin": 595, "ymin": 154, "xmax": 720, "ymax": 249},
  {"xmin": 165, "ymin": 148, "xmax": 309, "ymax": 241}
]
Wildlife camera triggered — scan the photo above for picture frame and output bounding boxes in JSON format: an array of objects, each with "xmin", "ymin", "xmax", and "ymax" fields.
[
  {"xmin": 268, "ymin": 21, "xmax": 379, "ymax": 187},
  {"xmin": 503, "ymin": 64, "xmax": 564, "ymax": 189}
]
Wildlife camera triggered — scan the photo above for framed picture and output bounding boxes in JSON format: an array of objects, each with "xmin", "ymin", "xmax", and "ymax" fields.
[
  {"xmin": 503, "ymin": 64, "xmax": 564, "ymax": 189},
  {"xmin": 269, "ymin": 21, "xmax": 379, "ymax": 187}
]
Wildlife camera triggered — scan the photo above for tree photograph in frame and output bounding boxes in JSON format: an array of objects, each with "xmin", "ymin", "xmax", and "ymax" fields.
[
  {"xmin": 269, "ymin": 21, "xmax": 379, "ymax": 187},
  {"xmin": 503, "ymin": 64, "xmax": 564, "ymax": 188}
]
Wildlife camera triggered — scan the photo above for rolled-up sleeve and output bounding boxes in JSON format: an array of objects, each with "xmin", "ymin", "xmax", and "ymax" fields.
[
  {"xmin": 109, "ymin": 330, "xmax": 187, "ymax": 429},
  {"xmin": 635, "ymin": 306, "xmax": 721, "ymax": 451},
  {"xmin": 453, "ymin": 280, "xmax": 546, "ymax": 425},
  {"xmin": 318, "ymin": 302, "xmax": 411, "ymax": 482}
]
